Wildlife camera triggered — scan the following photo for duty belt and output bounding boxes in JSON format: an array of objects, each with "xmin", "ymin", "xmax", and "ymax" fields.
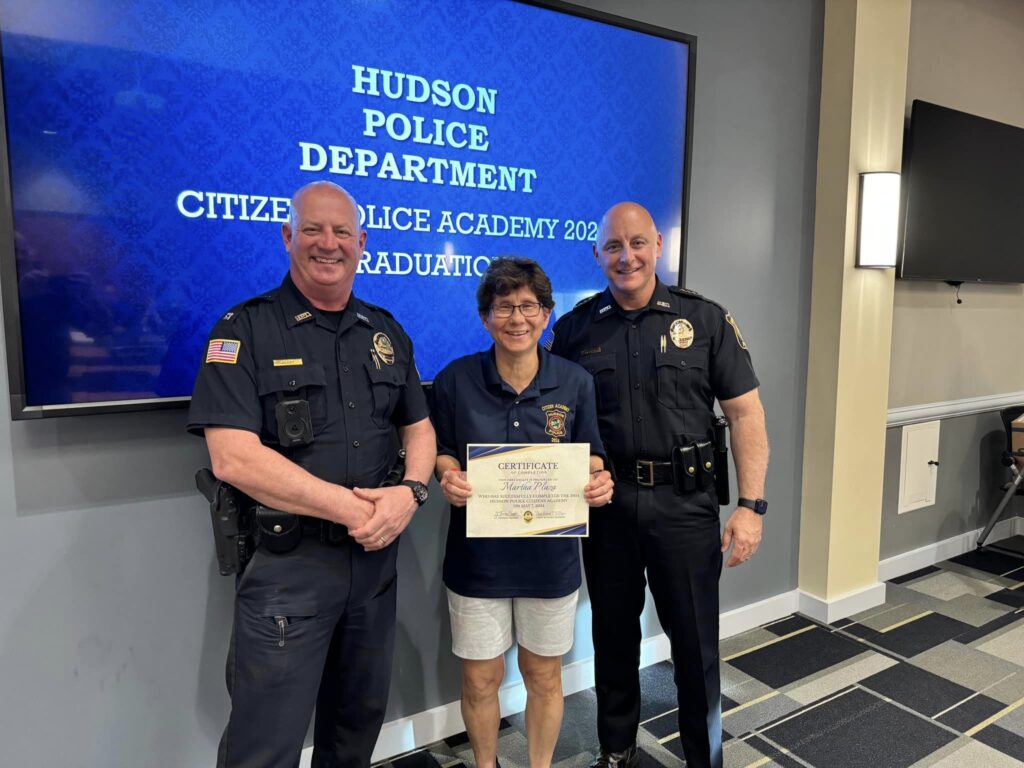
[
  {"xmin": 613, "ymin": 458, "xmax": 674, "ymax": 487},
  {"xmin": 300, "ymin": 517, "xmax": 349, "ymax": 544}
]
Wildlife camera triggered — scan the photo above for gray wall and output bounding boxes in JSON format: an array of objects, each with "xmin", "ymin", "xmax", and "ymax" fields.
[
  {"xmin": 879, "ymin": 0, "xmax": 1024, "ymax": 561},
  {"xmin": 881, "ymin": 412, "xmax": 1023, "ymax": 560},
  {"xmin": 0, "ymin": 1, "xmax": 822, "ymax": 765}
]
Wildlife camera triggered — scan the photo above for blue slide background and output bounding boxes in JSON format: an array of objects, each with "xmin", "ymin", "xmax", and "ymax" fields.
[{"xmin": 1, "ymin": 0, "xmax": 688, "ymax": 406}]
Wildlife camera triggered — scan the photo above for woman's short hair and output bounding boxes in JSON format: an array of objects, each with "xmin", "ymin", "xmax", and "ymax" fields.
[{"xmin": 476, "ymin": 256, "xmax": 555, "ymax": 315}]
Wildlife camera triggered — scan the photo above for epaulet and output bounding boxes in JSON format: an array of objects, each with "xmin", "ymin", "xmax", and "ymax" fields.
[
  {"xmin": 359, "ymin": 300, "xmax": 395, "ymax": 320},
  {"xmin": 218, "ymin": 290, "xmax": 276, "ymax": 323},
  {"xmin": 668, "ymin": 285, "xmax": 727, "ymax": 313},
  {"xmin": 571, "ymin": 292, "xmax": 601, "ymax": 311}
]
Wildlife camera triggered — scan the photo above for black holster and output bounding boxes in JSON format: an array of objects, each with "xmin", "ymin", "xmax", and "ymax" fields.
[
  {"xmin": 713, "ymin": 417, "xmax": 730, "ymax": 505},
  {"xmin": 196, "ymin": 468, "xmax": 254, "ymax": 576}
]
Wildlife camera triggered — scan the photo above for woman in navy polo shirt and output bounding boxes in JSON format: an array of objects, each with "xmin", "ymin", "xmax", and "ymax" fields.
[{"xmin": 431, "ymin": 257, "xmax": 613, "ymax": 768}]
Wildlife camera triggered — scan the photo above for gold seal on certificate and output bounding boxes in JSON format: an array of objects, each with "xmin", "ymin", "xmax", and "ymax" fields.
[{"xmin": 465, "ymin": 443, "xmax": 590, "ymax": 538}]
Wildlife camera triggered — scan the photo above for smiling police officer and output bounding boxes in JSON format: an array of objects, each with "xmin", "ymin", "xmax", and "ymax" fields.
[
  {"xmin": 188, "ymin": 181, "xmax": 436, "ymax": 768},
  {"xmin": 551, "ymin": 202, "xmax": 769, "ymax": 768}
]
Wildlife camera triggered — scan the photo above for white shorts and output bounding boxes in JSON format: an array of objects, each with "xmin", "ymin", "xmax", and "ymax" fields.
[{"xmin": 447, "ymin": 589, "xmax": 579, "ymax": 660}]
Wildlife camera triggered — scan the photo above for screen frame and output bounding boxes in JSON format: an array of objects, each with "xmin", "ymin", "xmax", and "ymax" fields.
[
  {"xmin": 0, "ymin": 0, "xmax": 697, "ymax": 419},
  {"xmin": 898, "ymin": 99, "xmax": 1024, "ymax": 284}
]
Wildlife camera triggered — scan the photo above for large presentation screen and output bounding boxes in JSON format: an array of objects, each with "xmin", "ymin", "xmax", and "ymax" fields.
[{"xmin": 1, "ymin": 0, "xmax": 694, "ymax": 418}]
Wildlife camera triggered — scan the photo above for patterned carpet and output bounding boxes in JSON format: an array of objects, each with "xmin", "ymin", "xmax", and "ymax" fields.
[{"xmin": 378, "ymin": 543, "xmax": 1024, "ymax": 767}]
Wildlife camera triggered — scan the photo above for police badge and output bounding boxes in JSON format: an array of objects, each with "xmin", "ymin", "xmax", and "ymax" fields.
[
  {"xmin": 669, "ymin": 318, "xmax": 694, "ymax": 349},
  {"xmin": 373, "ymin": 332, "xmax": 395, "ymax": 365}
]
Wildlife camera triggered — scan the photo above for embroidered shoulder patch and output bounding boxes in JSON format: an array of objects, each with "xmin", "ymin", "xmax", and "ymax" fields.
[{"xmin": 206, "ymin": 339, "xmax": 241, "ymax": 364}]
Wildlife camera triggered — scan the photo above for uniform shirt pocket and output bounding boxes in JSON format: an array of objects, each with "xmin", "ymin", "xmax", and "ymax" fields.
[
  {"xmin": 256, "ymin": 365, "xmax": 328, "ymax": 437},
  {"xmin": 580, "ymin": 353, "xmax": 618, "ymax": 413},
  {"xmin": 364, "ymin": 361, "xmax": 404, "ymax": 428},
  {"xmin": 655, "ymin": 348, "xmax": 708, "ymax": 410}
]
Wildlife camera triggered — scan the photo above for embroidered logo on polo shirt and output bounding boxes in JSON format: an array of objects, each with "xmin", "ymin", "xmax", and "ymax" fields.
[
  {"xmin": 542, "ymin": 403, "xmax": 570, "ymax": 441},
  {"xmin": 206, "ymin": 339, "xmax": 240, "ymax": 364}
]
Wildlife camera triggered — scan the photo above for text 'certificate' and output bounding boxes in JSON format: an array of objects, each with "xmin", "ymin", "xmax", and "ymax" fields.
[{"xmin": 466, "ymin": 443, "xmax": 590, "ymax": 538}]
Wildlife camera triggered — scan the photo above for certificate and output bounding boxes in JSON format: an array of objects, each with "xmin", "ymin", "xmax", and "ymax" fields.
[{"xmin": 466, "ymin": 443, "xmax": 590, "ymax": 538}]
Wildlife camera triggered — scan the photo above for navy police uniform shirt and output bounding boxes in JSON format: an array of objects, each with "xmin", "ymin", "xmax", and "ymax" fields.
[
  {"xmin": 431, "ymin": 346, "xmax": 606, "ymax": 598},
  {"xmin": 187, "ymin": 273, "xmax": 429, "ymax": 489},
  {"xmin": 550, "ymin": 278, "xmax": 758, "ymax": 466}
]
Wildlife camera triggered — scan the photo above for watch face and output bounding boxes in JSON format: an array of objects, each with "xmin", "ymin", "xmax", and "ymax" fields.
[{"xmin": 404, "ymin": 481, "xmax": 428, "ymax": 504}]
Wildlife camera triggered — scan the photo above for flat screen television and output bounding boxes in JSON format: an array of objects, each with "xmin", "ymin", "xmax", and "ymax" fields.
[
  {"xmin": 899, "ymin": 100, "xmax": 1024, "ymax": 283},
  {"xmin": 0, "ymin": 0, "xmax": 695, "ymax": 419}
]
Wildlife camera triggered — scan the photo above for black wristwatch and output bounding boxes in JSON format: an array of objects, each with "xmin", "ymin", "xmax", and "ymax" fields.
[
  {"xmin": 401, "ymin": 480, "xmax": 429, "ymax": 506},
  {"xmin": 738, "ymin": 497, "xmax": 767, "ymax": 516}
]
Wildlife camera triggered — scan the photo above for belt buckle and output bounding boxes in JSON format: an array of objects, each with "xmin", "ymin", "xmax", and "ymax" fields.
[{"xmin": 636, "ymin": 460, "xmax": 655, "ymax": 487}]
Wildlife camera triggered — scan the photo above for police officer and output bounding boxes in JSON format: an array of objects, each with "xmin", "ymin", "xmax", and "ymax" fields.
[
  {"xmin": 551, "ymin": 202, "xmax": 768, "ymax": 768},
  {"xmin": 188, "ymin": 181, "xmax": 436, "ymax": 767}
]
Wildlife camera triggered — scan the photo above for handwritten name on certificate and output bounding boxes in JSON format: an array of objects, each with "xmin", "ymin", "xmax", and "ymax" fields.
[{"xmin": 466, "ymin": 443, "xmax": 590, "ymax": 538}]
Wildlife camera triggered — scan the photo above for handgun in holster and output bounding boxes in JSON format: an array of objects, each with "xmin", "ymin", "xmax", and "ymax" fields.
[
  {"xmin": 196, "ymin": 468, "xmax": 254, "ymax": 576},
  {"xmin": 381, "ymin": 448, "xmax": 407, "ymax": 488},
  {"xmin": 713, "ymin": 417, "xmax": 730, "ymax": 505}
]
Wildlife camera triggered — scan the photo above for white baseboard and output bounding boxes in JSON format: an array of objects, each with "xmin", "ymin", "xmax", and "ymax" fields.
[
  {"xmin": 721, "ymin": 590, "xmax": 799, "ymax": 639},
  {"xmin": 877, "ymin": 517, "xmax": 1024, "ymax": 582},
  {"xmin": 797, "ymin": 582, "xmax": 887, "ymax": 624}
]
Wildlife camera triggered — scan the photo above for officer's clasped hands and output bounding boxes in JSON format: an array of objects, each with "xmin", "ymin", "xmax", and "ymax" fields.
[{"xmin": 350, "ymin": 485, "xmax": 420, "ymax": 551}]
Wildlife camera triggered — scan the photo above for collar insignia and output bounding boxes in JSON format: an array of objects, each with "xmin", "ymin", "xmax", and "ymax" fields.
[{"xmin": 294, "ymin": 311, "xmax": 312, "ymax": 322}]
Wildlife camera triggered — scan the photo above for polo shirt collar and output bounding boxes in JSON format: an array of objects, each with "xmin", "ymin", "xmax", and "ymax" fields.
[
  {"xmin": 278, "ymin": 273, "xmax": 375, "ymax": 332},
  {"xmin": 593, "ymin": 278, "xmax": 677, "ymax": 320},
  {"xmin": 480, "ymin": 345, "xmax": 559, "ymax": 397}
]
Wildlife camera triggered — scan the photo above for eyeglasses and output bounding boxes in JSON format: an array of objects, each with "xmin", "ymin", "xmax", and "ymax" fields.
[{"xmin": 490, "ymin": 301, "xmax": 543, "ymax": 318}]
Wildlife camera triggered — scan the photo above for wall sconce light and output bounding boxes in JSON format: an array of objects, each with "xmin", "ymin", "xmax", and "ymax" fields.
[{"xmin": 856, "ymin": 171, "xmax": 901, "ymax": 268}]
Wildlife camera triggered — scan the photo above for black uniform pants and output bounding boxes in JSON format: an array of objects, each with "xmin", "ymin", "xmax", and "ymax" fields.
[
  {"xmin": 218, "ymin": 537, "xmax": 398, "ymax": 768},
  {"xmin": 582, "ymin": 481, "xmax": 723, "ymax": 768}
]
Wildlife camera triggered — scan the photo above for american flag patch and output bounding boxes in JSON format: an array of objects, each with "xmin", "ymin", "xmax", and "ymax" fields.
[{"xmin": 206, "ymin": 339, "xmax": 241, "ymax": 364}]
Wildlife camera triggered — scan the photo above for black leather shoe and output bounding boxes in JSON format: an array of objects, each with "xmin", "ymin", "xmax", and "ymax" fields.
[{"xmin": 589, "ymin": 744, "xmax": 639, "ymax": 767}]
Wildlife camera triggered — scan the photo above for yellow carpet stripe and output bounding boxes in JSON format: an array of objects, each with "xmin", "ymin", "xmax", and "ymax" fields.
[
  {"xmin": 723, "ymin": 625, "xmax": 815, "ymax": 661},
  {"xmin": 965, "ymin": 695, "xmax": 1024, "ymax": 737},
  {"xmin": 878, "ymin": 610, "xmax": 933, "ymax": 633},
  {"xmin": 723, "ymin": 690, "xmax": 780, "ymax": 717}
]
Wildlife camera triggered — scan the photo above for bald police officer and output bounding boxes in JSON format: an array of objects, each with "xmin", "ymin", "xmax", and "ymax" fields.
[
  {"xmin": 188, "ymin": 181, "xmax": 436, "ymax": 767},
  {"xmin": 551, "ymin": 202, "xmax": 769, "ymax": 768}
]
